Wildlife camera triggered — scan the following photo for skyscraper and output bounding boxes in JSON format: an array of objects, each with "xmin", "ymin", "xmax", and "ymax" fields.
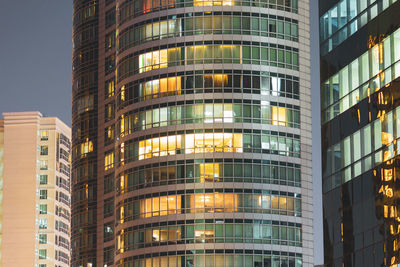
[
  {"xmin": 320, "ymin": 1, "xmax": 400, "ymax": 266},
  {"xmin": 0, "ymin": 112, "xmax": 71, "ymax": 267},
  {"xmin": 72, "ymin": 0, "xmax": 313, "ymax": 266}
]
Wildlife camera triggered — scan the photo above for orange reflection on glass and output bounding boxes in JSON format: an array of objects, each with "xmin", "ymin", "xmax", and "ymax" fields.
[{"xmin": 382, "ymin": 132, "xmax": 394, "ymax": 146}]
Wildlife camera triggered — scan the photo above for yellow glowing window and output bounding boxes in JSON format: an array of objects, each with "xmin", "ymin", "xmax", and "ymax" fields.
[
  {"xmin": 191, "ymin": 193, "xmax": 237, "ymax": 213},
  {"xmin": 138, "ymin": 133, "xmax": 241, "ymax": 160},
  {"xmin": 80, "ymin": 139, "xmax": 93, "ymax": 157},
  {"xmin": 195, "ymin": 230, "xmax": 215, "ymax": 242},
  {"xmin": 152, "ymin": 80, "xmax": 160, "ymax": 96},
  {"xmin": 213, "ymin": 74, "xmax": 228, "ymax": 87},
  {"xmin": 160, "ymin": 78, "xmax": 168, "ymax": 95},
  {"xmin": 141, "ymin": 77, "xmax": 181, "ymax": 99},
  {"xmin": 185, "ymin": 133, "xmax": 243, "ymax": 154},
  {"xmin": 193, "ymin": 0, "xmax": 233, "ymax": 6},
  {"xmin": 106, "ymin": 126, "xmax": 114, "ymax": 139},
  {"xmin": 120, "ymin": 115, "xmax": 125, "ymax": 136},
  {"xmin": 200, "ymin": 163, "xmax": 220, "ymax": 182},
  {"xmin": 271, "ymin": 106, "xmax": 287, "ymax": 126},
  {"xmin": 145, "ymin": 81, "xmax": 153, "ymax": 97},
  {"xmin": 139, "ymin": 49, "xmax": 169, "ymax": 73},
  {"xmin": 271, "ymin": 196, "xmax": 279, "ymax": 210},
  {"xmin": 168, "ymin": 228, "xmax": 181, "ymax": 240},
  {"xmin": 167, "ymin": 77, "xmax": 178, "ymax": 93},
  {"xmin": 138, "ymin": 135, "xmax": 182, "ymax": 160},
  {"xmin": 106, "ymin": 80, "xmax": 115, "ymax": 98},
  {"xmin": 120, "ymin": 143, "xmax": 125, "ymax": 164},
  {"xmin": 40, "ymin": 131, "xmax": 49, "ymax": 141},
  {"xmin": 105, "ymin": 152, "xmax": 114, "ymax": 170},
  {"xmin": 152, "ymin": 228, "xmax": 180, "ymax": 242},
  {"xmin": 120, "ymin": 85, "xmax": 125, "ymax": 101},
  {"xmin": 140, "ymin": 195, "xmax": 181, "ymax": 218}
]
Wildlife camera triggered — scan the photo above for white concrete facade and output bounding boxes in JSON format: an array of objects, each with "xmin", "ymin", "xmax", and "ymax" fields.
[{"xmin": 0, "ymin": 112, "xmax": 71, "ymax": 267}]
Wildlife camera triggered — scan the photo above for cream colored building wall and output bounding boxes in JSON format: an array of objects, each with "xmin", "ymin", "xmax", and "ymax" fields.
[
  {"xmin": 1, "ymin": 113, "xmax": 71, "ymax": 267},
  {"xmin": 2, "ymin": 112, "xmax": 41, "ymax": 266},
  {"xmin": 38, "ymin": 117, "xmax": 71, "ymax": 267},
  {"xmin": 38, "ymin": 118, "xmax": 57, "ymax": 266}
]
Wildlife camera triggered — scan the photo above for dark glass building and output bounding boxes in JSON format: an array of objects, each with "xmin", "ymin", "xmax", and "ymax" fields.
[
  {"xmin": 72, "ymin": 0, "xmax": 313, "ymax": 266},
  {"xmin": 320, "ymin": 0, "xmax": 400, "ymax": 266}
]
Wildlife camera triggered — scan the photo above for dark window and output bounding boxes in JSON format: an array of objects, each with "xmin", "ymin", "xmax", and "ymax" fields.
[
  {"xmin": 104, "ymin": 198, "xmax": 114, "ymax": 218},
  {"xmin": 105, "ymin": 8, "xmax": 116, "ymax": 28},
  {"xmin": 105, "ymin": 54, "xmax": 115, "ymax": 74},
  {"xmin": 104, "ymin": 173, "xmax": 114, "ymax": 194}
]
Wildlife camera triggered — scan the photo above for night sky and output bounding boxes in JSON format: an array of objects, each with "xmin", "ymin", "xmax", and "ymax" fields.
[
  {"xmin": 0, "ymin": 0, "xmax": 323, "ymax": 264},
  {"xmin": 0, "ymin": 0, "xmax": 72, "ymax": 125}
]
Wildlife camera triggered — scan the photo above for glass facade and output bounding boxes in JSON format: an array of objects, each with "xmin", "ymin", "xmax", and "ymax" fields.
[
  {"xmin": 71, "ymin": 0, "xmax": 100, "ymax": 266},
  {"xmin": 71, "ymin": 0, "xmax": 312, "ymax": 266},
  {"xmin": 113, "ymin": 0, "xmax": 312, "ymax": 263},
  {"xmin": 320, "ymin": 1, "xmax": 400, "ymax": 266},
  {"xmin": 320, "ymin": 0, "xmax": 398, "ymax": 55},
  {"xmin": 321, "ymin": 27, "xmax": 400, "ymax": 122}
]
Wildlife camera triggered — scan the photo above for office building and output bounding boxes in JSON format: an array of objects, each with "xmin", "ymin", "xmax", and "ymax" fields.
[
  {"xmin": 72, "ymin": 0, "xmax": 313, "ymax": 266},
  {"xmin": 320, "ymin": 1, "xmax": 400, "ymax": 266},
  {"xmin": 0, "ymin": 112, "xmax": 71, "ymax": 266}
]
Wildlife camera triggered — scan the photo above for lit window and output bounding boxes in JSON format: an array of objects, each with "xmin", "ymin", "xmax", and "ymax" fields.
[
  {"xmin": 195, "ymin": 229, "xmax": 215, "ymax": 243},
  {"xmin": 140, "ymin": 77, "xmax": 182, "ymax": 99},
  {"xmin": 271, "ymin": 106, "xmax": 287, "ymax": 126},
  {"xmin": 194, "ymin": 0, "xmax": 233, "ymax": 6},
  {"xmin": 139, "ymin": 48, "xmax": 180, "ymax": 73},
  {"xmin": 40, "ymin": 131, "xmax": 49, "ymax": 141},
  {"xmin": 105, "ymin": 103, "xmax": 114, "ymax": 121},
  {"xmin": 190, "ymin": 193, "xmax": 237, "ymax": 213},
  {"xmin": 106, "ymin": 79, "xmax": 115, "ymax": 98},
  {"xmin": 80, "ymin": 139, "xmax": 94, "ymax": 157},
  {"xmin": 39, "ymin": 160, "xmax": 48, "ymax": 170},
  {"xmin": 106, "ymin": 125, "xmax": 114, "ymax": 141},
  {"xmin": 138, "ymin": 133, "xmax": 242, "ymax": 160},
  {"xmin": 140, "ymin": 196, "xmax": 181, "ymax": 218},
  {"xmin": 39, "ymin": 218, "xmax": 47, "ymax": 229},
  {"xmin": 138, "ymin": 135, "xmax": 182, "ymax": 160},
  {"xmin": 199, "ymin": 163, "xmax": 220, "ymax": 182},
  {"xmin": 120, "ymin": 85, "xmax": 126, "ymax": 101},
  {"xmin": 152, "ymin": 228, "xmax": 181, "ymax": 242},
  {"xmin": 105, "ymin": 152, "xmax": 114, "ymax": 170},
  {"xmin": 184, "ymin": 133, "xmax": 243, "ymax": 154}
]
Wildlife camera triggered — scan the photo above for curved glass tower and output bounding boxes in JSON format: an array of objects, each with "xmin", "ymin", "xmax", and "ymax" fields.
[
  {"xmin": 72, "ymin": 0, "xmax": 99, "ymax": 265},
  {"xmin": 72, "ymin": 0, "xmax": 313, "ymax": 266}
]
